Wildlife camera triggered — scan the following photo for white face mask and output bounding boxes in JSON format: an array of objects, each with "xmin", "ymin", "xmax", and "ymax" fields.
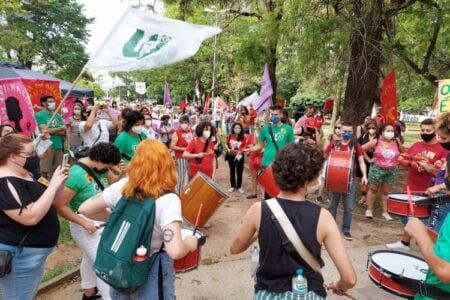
[
  {"xmin": 368, "ymin": 129, "xmax": 376, "ymax": 135},
  {"xmin": 131, "ymin": 125, "xmax": 144, "ymax": 134},
  {"xmin": 180, "ymin": 124, "xmax": 189, "ymax": 130},
  {"xmin": 307, "ymin": 177, "xmax": 322, "ymax": 194},
  {"xmin": 73, "ymin": 109, "xmax": 81, "ymax": 115},
  {"xmin": 234, "ymin": 128, "xmax": 241, "ymax": 134},
  {"xmin": 203, "ymin": 131, "xmax": 211, "ymax": 139},
  {"xmin": 145, "ymin": 120, "xmax": 152, "ymax": 127},
  {"xmin": 383, "ymin": 131, "xmax": 395, "ymax": 140},
  {"xmin": 334, "ymin": 128, "xmax": 341, "ymax": 135}
]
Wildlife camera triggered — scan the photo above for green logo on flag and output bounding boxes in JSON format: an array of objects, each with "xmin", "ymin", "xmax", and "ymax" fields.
[{"xmin": 122, "ymin": 29, "xmax": 172, "ymax": 60}]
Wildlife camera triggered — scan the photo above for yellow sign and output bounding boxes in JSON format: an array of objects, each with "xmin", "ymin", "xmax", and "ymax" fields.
[{"xmin": 438, "ymin": 79, "xmax": 450, "ymax": 113}]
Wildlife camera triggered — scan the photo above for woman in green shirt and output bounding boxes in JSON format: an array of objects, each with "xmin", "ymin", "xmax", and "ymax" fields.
[{"xmin": 114, "ymin": 110, "xmax": 147, "ymax": 163}]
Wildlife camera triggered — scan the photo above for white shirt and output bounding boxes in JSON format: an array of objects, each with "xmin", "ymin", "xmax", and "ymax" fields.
[
  {"xmin": 103, "ymin": 178, "xmax": 182, "ymax": 255},
  {"xmin": 79, "ymin": 119, "xmax": 111, "ymax": 147}
]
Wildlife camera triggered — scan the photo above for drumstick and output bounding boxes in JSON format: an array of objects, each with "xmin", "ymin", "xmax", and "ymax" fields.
[
  {"xmin": 406, "ymin": 185, "xmax": 416, "ymax": 217},
  {"xmin": 193, "ymin": 204, "xmax": 203, "ymax": 236},
  {"xmin": 343, "ymin": 292, "xmax": 357, "ymax": 300}
]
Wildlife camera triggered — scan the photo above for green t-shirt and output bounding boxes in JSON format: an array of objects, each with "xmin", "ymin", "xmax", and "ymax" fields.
[
  {"xmin": 65, "ymin": 164, "xmax": 110, "ymax": 212},
  {"xmin": 35, "ymin": 110, "xmax": 64, "ymax": 149},
  {"xmin": 415, "ymin": 214, "xmax": 450, "ymax": 300},
  {"xmin": 259, "ymin": 123, "xmax": 295, "ymax": 167},
  {"xmin": 114, "ymin": 131, "xmax": 146, "ymax": 163}
]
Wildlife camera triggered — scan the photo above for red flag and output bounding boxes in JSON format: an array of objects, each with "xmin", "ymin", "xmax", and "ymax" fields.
[
  {"xmin": 203, "ymin": 93, "xmax": 211, "ymax": 113},
  {"xmin": 180, "ymin": 99, "xmax": 186, "ymax": 111},
  {"xmin": 380, "ymin": 71, "xmax": 398, "ymax": 125},
  {"xmin": 22, "ymin": 79, "xmax": 61, "ymax": 112}
]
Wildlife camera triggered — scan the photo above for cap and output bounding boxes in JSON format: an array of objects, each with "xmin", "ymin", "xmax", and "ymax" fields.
[{"xmin": 305, "ymin": 117, "xmax": 317, "ymax": 129}]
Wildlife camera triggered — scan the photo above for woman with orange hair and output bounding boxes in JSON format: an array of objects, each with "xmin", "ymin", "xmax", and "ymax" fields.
[{"xmin": 79, "ymin": 139, "xmax": 199, "ymax": 299}]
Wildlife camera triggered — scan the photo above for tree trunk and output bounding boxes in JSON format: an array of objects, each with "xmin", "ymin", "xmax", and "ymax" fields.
[
  {"xmin": 267, "ymin": 38, "xmax": 277, "ymax": 103},
  {"xmin": 265, "ymin": 0, "xmax": 282, "ymax": 103},
  {"xmin": 341, "ymin": 0, "xmax": 384, "ymax": 125}
]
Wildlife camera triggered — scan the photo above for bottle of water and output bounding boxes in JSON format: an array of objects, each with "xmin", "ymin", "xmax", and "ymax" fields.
[
  {"xmin": 250, "ymin": 245, "xmax": 259, "ymax": 280},
  {"xmin": 292, "ymin": 268, "xmax": 308, "ymax": 296}
]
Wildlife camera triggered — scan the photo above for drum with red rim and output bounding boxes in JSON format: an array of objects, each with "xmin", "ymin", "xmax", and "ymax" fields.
[
  {"xmin": 325, "ymin": 150, "xmax": 354, "ymax": 194},
  {"xmin": 256, "ymin": 166, "xmax": 280, "ymax": 198},
  {"xmin": 387, "ymin": 193, "xmax": 431, "ymax": 218},
  {"xmin": 174, "ymin": 228, "xmax": 203, "ymax": 273},
  {"xmin": 367, "ymin": 250, "xmax": 428, "ymax": 298}
]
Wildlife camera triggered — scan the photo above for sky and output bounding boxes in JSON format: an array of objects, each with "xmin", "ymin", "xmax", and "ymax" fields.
[{"xmin": 76, "ymin": 0, "xmax": 163, "ymax": 55}]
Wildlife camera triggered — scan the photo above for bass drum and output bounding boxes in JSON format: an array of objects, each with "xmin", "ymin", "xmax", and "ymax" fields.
[{"xmin": 325, "ymin": 150, "xmax": 354, "ymax": 194}]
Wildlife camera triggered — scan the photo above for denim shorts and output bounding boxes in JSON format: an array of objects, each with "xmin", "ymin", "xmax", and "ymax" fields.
[
  {"xmin": 0, "ymin": 243, "xmax": 53, "ymax": 299},
  {"xmin": 369, "ymin": 164, "xmax": 398, "ymax": 185}
]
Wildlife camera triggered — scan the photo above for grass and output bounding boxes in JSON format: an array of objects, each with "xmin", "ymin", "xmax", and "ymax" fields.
[
  {"xmin": 58, "ymin": 217, "xmax": 75, "ymax": 245},
  {"xmin": 41, "ymin": 260, "xmax": 79, "ymax": 282}
]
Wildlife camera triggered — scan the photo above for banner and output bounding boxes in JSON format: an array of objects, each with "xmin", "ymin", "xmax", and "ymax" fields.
[
  {"xmin": 203, "ymin": 93, "xmax": 211, "ymax": 113},
  {"xmin": 438, "ymin": 79, "xmax": 450, "ymax": 113},
  {"xmin": 255, "ymin": 64, "xmax": 273, "ymax": 113},
  {"xmin": 0, "ymin": 79, "xmax": 37, "ymax": 136},
  {"xmin": 22, "ymin": 79, "xmax": 61, "ymax": 112},
  {"xmin": 86, "ymin": 8, "xmax": 221, "ymax": 71},
  {"xmin": 62, "ymin": 97, "xmax": 77, "ymax": 124},
  {"xmin": 135, "ymin": 82, "xmax": 146, "ymax": 95},
  {"xmin": 380, "ymin": 71, "xmax": 398, "ymax": 125}
]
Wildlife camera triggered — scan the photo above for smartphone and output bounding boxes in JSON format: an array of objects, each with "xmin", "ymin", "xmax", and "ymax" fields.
[{"xmin": 62, "ymin": 153, "xmax": 70, "ymax": 167}]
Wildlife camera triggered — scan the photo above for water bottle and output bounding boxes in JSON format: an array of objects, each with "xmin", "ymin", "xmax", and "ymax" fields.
[
  {"xmin": 250, "ymin": 245, "xmax": 259, "ymax": 280},
  {"xmin": 292, "ymin": 268, "xmax": 308, "ymax": 296},
  {"xmin": 133, "ymin": 245, "xmax": 147, "ymax": 262}
]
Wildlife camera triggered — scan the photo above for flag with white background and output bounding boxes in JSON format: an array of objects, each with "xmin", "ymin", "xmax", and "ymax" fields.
[{"xmin": 86, "ymin": 7, "xmax": 221, "ymax": 71}]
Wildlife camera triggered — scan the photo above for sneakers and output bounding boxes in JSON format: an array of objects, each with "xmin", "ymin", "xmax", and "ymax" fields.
[
  {"xmin": 238, "ymin": 188, "xmax": 245, "ymax": 194},
  {"xmin": 228, "ymin": 187, "xmax": 235, "ymax": 193},
  {"xmin": 365, "ymin": 209, "xmax": 373, "ymax": 218},
  {"xmin": 386, "ymin": 240, "xmax": 410, "ymax": 251},
  {"xmin": 382, "ymin": 212, "xmax": 393, "ymax": 221},
  {"xmin": 343, "ymin": 232, "xmax": 353, "ymax": 241}
]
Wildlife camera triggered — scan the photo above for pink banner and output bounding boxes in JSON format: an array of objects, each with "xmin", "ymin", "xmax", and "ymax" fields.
[
  {"xmin": 62, "ymin": 97, "xmax": 76, "ymax": 124},
  {"xmin": 0, "ymin": 79, "xmax": 37, "ymax": 136}
]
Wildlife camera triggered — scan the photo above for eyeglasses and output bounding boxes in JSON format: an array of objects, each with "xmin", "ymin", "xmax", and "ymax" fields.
[{"xmin": 18, "ymin": 151, "xmax": 35, "ymax": 158}]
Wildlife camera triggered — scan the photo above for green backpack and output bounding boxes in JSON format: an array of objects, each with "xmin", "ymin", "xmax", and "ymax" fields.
[{"xmin": 94, "ymin": 196, "xmax": 156, "ymax": 294}]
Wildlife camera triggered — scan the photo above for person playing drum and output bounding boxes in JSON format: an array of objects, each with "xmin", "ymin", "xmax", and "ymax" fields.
[
  {"xmin": 230, "ymin": 142, "xmax": 356, "ymax": 299},
  {"xmin": 324, "ymin": 121, "xmax": 368, "ymax": 241},
  {"xmin": 245, "ymin": 105, "xmax": 295, "ymax": 199},
  {"xmin": 386, "ymin": 118, "xmax": 447, "ymax": 251}
]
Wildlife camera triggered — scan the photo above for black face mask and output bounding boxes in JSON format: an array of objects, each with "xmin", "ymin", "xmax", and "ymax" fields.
[
  {"xmin": 281, "ymin": 117, "xmax": 287, "ymax": 123},
  {"xmin": 93, "ymin": 168, "xmax": 108, "ymax": 174},
  {"xmin": 23, "ymin": 155, "xmax": 40, "ymax": 173},
  {"xmin": 421, "ymin": 133, "xmax": 436, "ymax": 143},
  {"xmin": 440, "ymin": 141, "xmax": 450, "ymax": 151}
]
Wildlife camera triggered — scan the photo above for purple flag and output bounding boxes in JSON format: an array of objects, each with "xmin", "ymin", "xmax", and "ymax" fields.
[
  {"xmin": 163, "ymin": 80, "xmax": 172, "ymax": 106},
  {"xmin": 255, "ymin": 63, "xmax": 273, "ymax": 113}
]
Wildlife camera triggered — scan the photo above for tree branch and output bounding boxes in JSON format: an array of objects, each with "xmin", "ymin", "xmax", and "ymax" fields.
[
  {"xmin": 384, "ymin": 0, "xmax": 418, "ymax": 17},
  {"xmin": 228, "ymin": 9, "xmax": 262, "ymax": 20},
  {"xmin": 419, "ymin": 0, "xmax": 442, "ymax": 73}
]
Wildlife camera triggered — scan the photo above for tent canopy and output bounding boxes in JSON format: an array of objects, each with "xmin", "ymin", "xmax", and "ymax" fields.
[{"xmin": 0, "ymin": 66, "xmax": 94, "ymax": 97}]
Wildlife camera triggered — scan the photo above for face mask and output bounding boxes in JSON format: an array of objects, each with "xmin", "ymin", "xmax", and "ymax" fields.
[
  {"xmin": 342, "ymin": 132, "xmax": 352, "ymax": 140},
  {"xmin": 440, "ymin": 141, "xmax": 450, "ymax": 151},
  {"xmin": 180, "ymin": 124, "xmax": 189, "ymax": 130},
  {"xmin": 145, "ymin": 120, "xmax": 152, "ymax": 127},
  {"xmin": 73, "ymin": 109, "xmax": 81, "ymax": 115},
  {"xmin": 203, "ymin": 131, "xmax": 211, "ymax": 139},
  {"xmin": 383, "ymin": 131, "xmax": 395, "ymax": 140},
  {"xmin": 271, "ymin": 116, "xmax": 279, "ymax": 124},
  {"xmin": 234, "ymin": 128, "xmax": 241, "ymax": 134},
  {"xmin": 23, "ymin": 155, "xmax": 40, "ymax": 173},
  {"xmin": 307, "ymin": 177, "xmax": 322, "ymax": 194},
  {"xmin": 281, "ymin": 117, "xmax": 287, "ymax": 123},
  {"xmin": 47, "ymin": 102, "xmax": 56, "ymax": 111},
  {"xmin": 131, "ymin": 126, "xmax": 143, "ymax": 134},
  {"xmin": 334, "ymin": 128, "xmax": 341, "ymax": 135},
  {"xmin": 368, "ymin": 129, "xmax": 376, "ymax": 135},
  {"xmin": 421, "ymin": 133, "xmax": 436, "ymax": 143}
]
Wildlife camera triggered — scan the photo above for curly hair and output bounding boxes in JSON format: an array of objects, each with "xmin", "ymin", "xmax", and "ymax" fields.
[
  {"xmin": 437, "ymin": 112, "xmax": 450, "ymax": 136},
  {"xmin": 272, "ymin": 142, "xmax": 325, "ymax": 193},
  {"xmin": 123, "ymin": 110, "xmax": 145, "ymax": 132},
  {"xmin": 88, "ymin": 142, "xmax": 121, "ymax": 165},
  {"xmin": 122, "ymin": 140, "xmax": 177, "ymax": 199},
  {"xmin": 195, "ymin": 121, "xmax": 216, "ymax": 138}
]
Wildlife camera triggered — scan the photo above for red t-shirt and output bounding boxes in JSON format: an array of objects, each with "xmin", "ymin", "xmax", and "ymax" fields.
[
  {"xmin": 324, "ymin": 141, "xmax": 364, "ymax": 178},
  {"xmin": 174, "ymin": 128, "xmax": 194, "ymax": 159},
  {"xmin": 249, "ymin": 108, "xmax": 257, "ymax": 125},
  {"xmin": 186, "ymin": 137, "xmax": 215, "ymax": 178},
  {"xmin": 314, "ymin": 116, "xmax": 324, "ymax": 129},
  {"xmin": 403, "ymin": 141, "xmax": 448, "ymax": 192},
  {"xmin": 226, "ymin": 134, "xmax": 247, "ymax": 155}
]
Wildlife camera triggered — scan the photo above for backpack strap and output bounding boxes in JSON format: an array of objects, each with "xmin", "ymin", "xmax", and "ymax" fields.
[
  {"xmin": 268, "ymin": 125, "xmax": 279, "ymax": 151},
  {"xmin": 76, "ymin": 161, "xmax": 105, "ymax": 191}
]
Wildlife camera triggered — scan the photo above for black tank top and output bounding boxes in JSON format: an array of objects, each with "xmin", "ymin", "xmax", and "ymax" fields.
[{"xmin": 256, "ymin": 198, "xmax": 326, "ymax": 297}]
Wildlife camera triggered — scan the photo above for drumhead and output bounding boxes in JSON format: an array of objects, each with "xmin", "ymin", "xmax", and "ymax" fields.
[
  {"xmin": 370, "ymin": 250, "xmax": 428, "ymax": 280},
  {"xmin": 181, "ymin": 227, "xmax": 203, "ymax": 239},
  {"xmin": 198, "ymin": 171, "xmax": 229, "ymax": 197},
  {"xmin": 388, "ymin": 193, "xmax": 428, "ymax": 202}
]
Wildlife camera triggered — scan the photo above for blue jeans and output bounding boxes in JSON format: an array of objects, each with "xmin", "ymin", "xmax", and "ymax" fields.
[
  {"xmin": 428, "ymin": 203, "xmax": 450, "ymax": 233},
  {"xmin": 0, "ymin": 243, "xmax": 53, "ymax": 300},
  {"xmin": 110, "ymin": 252, "xmax": 175, "ymax": 300},
  {"xmin": 328, "ymin": 179, "xmax": 357, "ymax": 234}
]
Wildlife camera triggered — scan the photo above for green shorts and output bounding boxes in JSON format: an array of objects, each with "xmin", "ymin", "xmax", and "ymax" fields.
[{"xmin": 369, "ymin": 164, "xmax": 398, "ymax": 185}]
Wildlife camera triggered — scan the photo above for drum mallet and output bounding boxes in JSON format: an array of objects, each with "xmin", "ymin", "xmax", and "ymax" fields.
[
  {"xmin": 193, "ymin": 203, "xmax": 203, "ymax": 235},
  {"xmin": 406, "ymin": 185, "xmax": 416, "ymax": 217}
]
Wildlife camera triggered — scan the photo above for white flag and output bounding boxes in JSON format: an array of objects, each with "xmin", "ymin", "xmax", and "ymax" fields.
[{"xmin": 86, "ymin": 8, "xmax": 221, "ymax": 71}]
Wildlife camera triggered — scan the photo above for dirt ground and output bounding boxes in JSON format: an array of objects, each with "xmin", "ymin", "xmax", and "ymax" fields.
[{"xmin": 38, "ymin": 158, "xmax": 412, "ymax": 299}]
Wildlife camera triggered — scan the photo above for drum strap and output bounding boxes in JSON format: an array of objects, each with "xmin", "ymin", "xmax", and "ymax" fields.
[
  {"xmin": 391, "ymin": 276, "xmax": 450, "ymax": 299},
  {"xmin": 266, "ymin": 199, "xmax": 323, "ymax": 273},
  {"xmin": 268, "ymin": 125, "xmax": 279, "ymax": 152}
]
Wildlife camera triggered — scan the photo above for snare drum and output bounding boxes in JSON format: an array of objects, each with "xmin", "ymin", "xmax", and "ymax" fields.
[
  {"xmin": 181, "ymin": 172, "xmax": 228, "ymax": 228},
  {"xmin": 256, "ymin": 166, "xmax": 280, "ymax": 198},
  {"xmin": 174, "ymin": 228, "xmax": 203, "ymax": 272},
  {"xmin": 387, "ymin": 193, "xmax": 431, "ymax": 218},
  {"xmin": 368, "ymin": 250, "xmax": 429, "ymax": 298},
  {"xmin": 325, "ymin": 150, "xmax": 354, "ymax": 194}
]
